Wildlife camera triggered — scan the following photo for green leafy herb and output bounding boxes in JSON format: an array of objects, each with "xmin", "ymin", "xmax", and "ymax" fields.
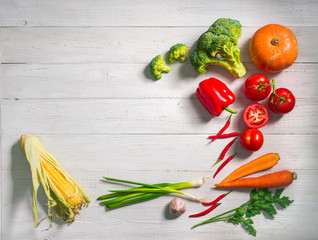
[{"xmin": 192, "ymin": 188, "xmax": 293, "ymax": 237}]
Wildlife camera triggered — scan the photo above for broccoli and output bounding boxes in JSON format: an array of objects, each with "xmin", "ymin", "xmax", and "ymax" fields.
[
  {"xmin": 168, "ymin": 43, "xmax": 188, "ymax": 63},
  {"xmin": 190, "ymin": 18, "xmax": 246, "ymax": 79},
  {"xmin": 149, "ymin": 55, "xmax": 171, "ymax": 80}
]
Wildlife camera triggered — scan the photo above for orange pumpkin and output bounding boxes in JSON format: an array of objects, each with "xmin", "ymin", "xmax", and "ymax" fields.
[{"xmin": 249, "ymin": 24, "xmax": 298, "ymax": 73}]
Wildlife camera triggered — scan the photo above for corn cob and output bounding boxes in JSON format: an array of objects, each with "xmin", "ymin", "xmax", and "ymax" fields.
[{"xmin": 20, "ymin": 134, "xmax": 90, "ymax": 228}]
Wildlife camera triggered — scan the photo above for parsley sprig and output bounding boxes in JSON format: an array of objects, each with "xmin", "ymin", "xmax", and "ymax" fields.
[{"xmin": 192, "ymin": 188, "xmax": 293, "ymax": 237}]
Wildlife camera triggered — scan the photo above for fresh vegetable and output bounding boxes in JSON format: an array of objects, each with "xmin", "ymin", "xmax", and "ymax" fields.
[
  {"xmin": 189, "ymin": 203, "xmax": 221, "ymax": 217},
  {"xmin": 220, "ymin": 153, "xmax": 280, "ymax": 184},
  {"xmin": 215, "ymin": 171, "xmax": 296, "ymax": 188},
  {"xmin": 213, "ymin": 137, "xmax": 238, "ymax": 166},
  {"xmin": 240, "ymin": 128, "xmax": 264, "ymax": 152},
  {"xmin": 208, "ymin": 132, "xmax": 240, "ymax": 139},
  {"xmin": 268, "ymin": 80, "xmax": 295, "ymax": 114},
  {"xmin": 202, "ymin": 191, "xmax": 231, "ymax": 206},
  {"xmin": 192, "ymin": 188, "xmax": 294, "ymax": 237},
  {"xmin": 249, "ymin": 24, "xmax": 298, "ymax": 73},
  {"xmin": 20, "ymin": 134, "xmax": 90, "ymax": 228},
  {"xmin": 168, "ymin": 43, "xmax": 188, "ymax": 63},
  {"xmin": 213, "ymin": 153, "xmax": 237, "ymax": 179},
  {"xmin": 196, "ymin": 77, "xmax": 237, "ymax": 117},
  {"xmin": 243, "ymin": 74, "xmax": 272, "ymax": 101},
  {"xmin": 149, "ymin": 55, "xmax": 171, "ymax": 79},
  {"xmin": 243, "ymin": 103, "xmax": 269, "ymax": 129},
  {"xmin": 98, "ymin": 177, "xmax": 207, "ymax": 210},
  {"xmin": 190, "ymin": 18, "xmax": 246, "ymax": 78},
  {"xmin": 169, "ymin": 197, "xmax": 186, "ymax": 216},
  {"xmin": 212, "ymin": 114, "xmax": 233, "ymax": 142}
]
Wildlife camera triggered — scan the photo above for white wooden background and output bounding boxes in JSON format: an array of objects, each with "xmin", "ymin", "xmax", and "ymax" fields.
[{"xmin": 1, "ymin": 1, "xmax": 318, "ymax": 239}]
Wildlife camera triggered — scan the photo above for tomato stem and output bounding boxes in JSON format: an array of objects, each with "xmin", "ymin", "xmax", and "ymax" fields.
[{"xmin": 270, "ymin": 79, "xmax": 294, "ymax": 106}]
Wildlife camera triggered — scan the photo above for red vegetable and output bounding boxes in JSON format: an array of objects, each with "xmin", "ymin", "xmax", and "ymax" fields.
[
  {"xmin": 240, "ymin": 129, "xmax": 264, "ymax": 152},
  {"xmin": 212, "ymin": 114, "xmax": 232, "ymax": 142},
  {"xmin": 208, "ymin": 132, "xmax": 240, "ymax": 139},
  {"xmin": 243, "ymin": 103, "xmax": 269, "ymax": 129},
  {"xmin": 268, "ymin": 80, "xmax": 295, "ymax": 114},
  {"xmin": 189, "ymin": 203, "xmax": 221, "ymax": 217},
  {"xmin": 213, "ymin": 153, "xmax": 237, "ymax": 179},
  {"xmin": 213, "ymin": 137, "xmax": 238, "ymax": 166},
  {"xmin": 243, "ymin": 74, "xmax": 272, "ymax": 101},
  {"xmin": 202, "ymin": 191, "xmax": 231, "ymax": 206},
  {"xmin": 196, "ymin": 78, "xmax": 237, "ymax": 117}
]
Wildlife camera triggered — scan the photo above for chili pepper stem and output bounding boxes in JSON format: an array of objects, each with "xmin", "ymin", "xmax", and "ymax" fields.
[{"xmin": 224, "ymin": 107, "xmax": 237, "ymax": 114}]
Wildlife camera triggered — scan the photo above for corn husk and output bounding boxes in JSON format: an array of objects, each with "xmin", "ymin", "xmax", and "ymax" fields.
[{"xmin": 20, "ymin": 134, "xmax": 90, "ymax": 228}]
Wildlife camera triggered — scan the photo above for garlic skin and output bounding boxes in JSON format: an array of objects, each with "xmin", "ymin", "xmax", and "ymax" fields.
[{"xmin": 169, "ymin": 197, "xmax": 186, "ymax": 216}]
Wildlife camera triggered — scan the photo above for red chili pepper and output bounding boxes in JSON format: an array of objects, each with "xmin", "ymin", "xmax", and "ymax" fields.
[
  {"xmin": 189, "ymin": 203, "xmax": 221, "ymax": 217},
  {"xmin": 211, "ymin": 114, "xmax": 232, "ymax": 142},
  {"xmin": 212, "ymin": 137, "xmax": 238, "ymax": 167},
  {"xmin": 213, "ymin": 153, "xmax": 237, "ymax": 179},
  {"xmin": 201, "ymin": 191, "xmax": 232, "ymax": 206},
  {"xmin": 196, "ymin": 78, "xmax": 237, "ymax": 117},
  {"xmin": 208, "ymin": 132, "xmax": 240, "ymax": 139}
]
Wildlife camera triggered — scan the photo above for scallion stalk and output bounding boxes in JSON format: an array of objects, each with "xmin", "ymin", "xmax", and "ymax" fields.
[{"xmin": 98, "ymin": 177, "xmax": 208, "ymax": 210}]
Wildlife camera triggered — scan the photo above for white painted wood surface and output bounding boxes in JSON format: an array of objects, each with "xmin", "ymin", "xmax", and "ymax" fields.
[{"xmin": 1, "ymin": 1, "xmax": 318, "ymax": 240}]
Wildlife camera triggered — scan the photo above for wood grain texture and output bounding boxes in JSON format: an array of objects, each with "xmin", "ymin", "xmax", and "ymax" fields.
[
  {"xmin": 1, "ymin": 1, "xmax": 318, "ymax": 240},
  {"xmin": 1, "ymin": 62, "xmax": 317, "ymax": 99},
  {"xmin": 1, "ymin": 26, "xmax": 317, "ymax": 64},
  {"xmin": 0, "ymin": 0, "xmax": 317, "ymax": 27},
  {"xmin": 2, "ymin": 98, "xmax": 317, "ymax": 135}
]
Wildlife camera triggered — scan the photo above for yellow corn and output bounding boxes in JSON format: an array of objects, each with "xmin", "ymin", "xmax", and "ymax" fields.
[
  {"xmin": 40, "ymin": 154, "xmax": 84, "ymax": 208},
  {"xmin": 20, "ymin": 134, "xmax": 90, "ymax": 228}
]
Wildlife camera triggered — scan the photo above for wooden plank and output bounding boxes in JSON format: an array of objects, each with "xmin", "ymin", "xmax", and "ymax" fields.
[
  {"xmin": 0, "ymin": 0, "xmax": 317, "ymax": 27},
  {"xmin": 3, "ymin": 134, "xmax": 317, "ymax": 172},
  {"xmin": 1, "ymin": 26, "xmax": 316, "ymax": 64},
  {"xmin": 1, "ymin": 98, "xmax": 317, "ymax": 135},
  {"xmin": 1, "ymin": 62, "xmax": 316, "ymax": 99},
  {"xmin": 1, "ymin": 134, "xmax": 317, "ymax": 239}
]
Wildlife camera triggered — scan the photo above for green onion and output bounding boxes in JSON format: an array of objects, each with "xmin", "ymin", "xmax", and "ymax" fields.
[{"xmin": 97, "ymin": 177, "xmax": 208, "ymax": 210}]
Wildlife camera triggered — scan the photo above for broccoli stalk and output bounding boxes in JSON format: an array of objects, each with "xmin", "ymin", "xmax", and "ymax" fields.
[
  {"xmin": 168, "ymin": 43, "xmax": 188, "ymax": 63},
  {"xmin": 149, "ymin": 55, "xmax": 171, "ymax": 80},
  {"xmin": 190, "ymin": 18, "xmax": 246, "ymax": 79}
]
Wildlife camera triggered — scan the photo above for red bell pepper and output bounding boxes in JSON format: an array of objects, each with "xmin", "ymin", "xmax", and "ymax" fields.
[{"xmin": 196, "ymin": 77, "xmax": 237, "ymax": 116}]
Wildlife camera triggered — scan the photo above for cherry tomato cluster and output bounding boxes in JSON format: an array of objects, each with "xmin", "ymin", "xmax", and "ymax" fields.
[{"xmin": 240, "ymin": 74, "xmax": 296, "ymax": 152}]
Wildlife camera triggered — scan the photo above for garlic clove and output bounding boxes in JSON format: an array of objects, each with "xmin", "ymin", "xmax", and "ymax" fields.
[{"xmin": 169, "ymin": 197, "xmax": 186, "ymax": 216}]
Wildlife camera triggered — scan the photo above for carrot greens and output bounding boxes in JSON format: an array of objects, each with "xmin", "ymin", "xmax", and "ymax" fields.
[{"xmin": 192, "ymin": 188, "xmax": 293, "ymax": 237}]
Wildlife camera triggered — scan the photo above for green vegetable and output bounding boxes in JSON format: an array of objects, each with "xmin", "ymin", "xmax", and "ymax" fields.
[
  {"xmin": 192, "ymin": 188, "xmax": 293, "ymax": 237},
  {"xmin": 149, "ymin": 55, "xmax": 171, "ymax": 79},
  {"xmin": 168, "ymin": 43, "xmax": 188, "ymax": 63},
  {"xmin": 97, "ymin": 177, "xmax": 207, "ymax": 210},
  {"xmin": 190, "ymin": 18, "xmax": 246, "ymax": 79}
]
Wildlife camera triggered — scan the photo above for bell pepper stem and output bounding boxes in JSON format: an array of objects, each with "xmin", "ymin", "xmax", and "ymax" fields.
[{"xmin": 223, "ymin": 107, "xmax": 237, "ymax": 114}]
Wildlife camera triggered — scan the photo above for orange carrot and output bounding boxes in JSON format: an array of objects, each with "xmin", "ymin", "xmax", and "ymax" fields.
[
  {"xmin": 215, "ymin": 171, "xmax": 297, "ymax": 189},
  {"xmin": 220, "ymin": 153, "xmax": 280, "ymax": 184}
]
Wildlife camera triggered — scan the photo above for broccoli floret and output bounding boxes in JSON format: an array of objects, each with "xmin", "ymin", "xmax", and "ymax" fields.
[
  {"xmin": 149, "ymin": 55, "xmax": 171, "ymax": 80},
  {"xmin": 168, "ymin": 43, "xmax": 188, "ymax": 63},
  {"xmin": 190, "ymin": 18, "xmax": 246, "ymax": 79}
]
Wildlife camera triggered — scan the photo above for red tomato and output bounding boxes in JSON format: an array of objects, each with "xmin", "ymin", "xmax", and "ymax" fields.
[
  {"xmin": 243, "ymin": 103, "xmax": 269, "ymax": 129},
  {"xmin": 243, "ymin": 74, "xmax": 272, "ymax": 101},
  {"xmin": 268, "ymin": 88, "xmax": 296, "ymax": 114},
  {"xmin": 240, "ymin": 129, "xmax": 264, "ymax": 152}
]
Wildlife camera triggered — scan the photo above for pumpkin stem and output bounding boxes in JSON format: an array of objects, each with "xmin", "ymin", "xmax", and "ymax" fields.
[{"xmin": 271, "ymin": 37, "xmax": 280, "ymax": 46}]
